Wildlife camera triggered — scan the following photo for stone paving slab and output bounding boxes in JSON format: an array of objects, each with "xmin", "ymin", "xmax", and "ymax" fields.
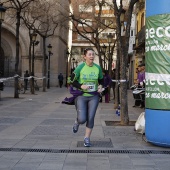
[{"xmin": 0, "ymin": 87, "xmax": 170, "ymax": 170}]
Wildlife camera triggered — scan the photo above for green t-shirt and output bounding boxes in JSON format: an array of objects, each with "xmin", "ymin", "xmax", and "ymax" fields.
[{"xmin": 73, "ymin": 62, "xmax": 103, "ymax": 96}]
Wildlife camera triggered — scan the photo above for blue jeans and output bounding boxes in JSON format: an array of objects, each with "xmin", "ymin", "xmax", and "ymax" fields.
[{"xmin": 75, "ymin": 95, "xmax": 99, "ymax": 129}]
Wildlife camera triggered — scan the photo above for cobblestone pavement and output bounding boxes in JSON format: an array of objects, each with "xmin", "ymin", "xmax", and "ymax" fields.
[{"xmin": 0, "ymin": 87, "xmax": 170, "ymax": 170}]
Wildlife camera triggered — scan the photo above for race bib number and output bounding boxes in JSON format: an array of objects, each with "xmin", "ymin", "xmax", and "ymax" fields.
[
  {"xmin": 87, "ymin": 85, "xmax": 95, "ymax": 92},
  {"xmin": 84, "ymin": 82, "xmax": 96, "ymax": 92}
]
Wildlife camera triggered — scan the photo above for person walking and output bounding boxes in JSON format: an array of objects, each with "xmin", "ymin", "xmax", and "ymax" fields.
[
  {"xmin": 103, "ymin": 70, "xmax": 112, "ymax": 103},
  {"xmin": 137, "ymin": 63, "xmax": 145, "ymax": 88},
  {"xmin": 70, "ymin": 48, "xmax": 103, "ymax": 147},
  {"xmin": 110, "ymin": 69, "xmax": 116, "ymax": 100},
  {"xmin": 138, "ymin": 63, "xmax": 145, "ymax": 108},
  {"xmin": 58, "ymin": 73, "xmax": 64, "ymax": 88},
  {"xmin": 24, "ymin": 70, "xmax": 29, "ymax": 91}
]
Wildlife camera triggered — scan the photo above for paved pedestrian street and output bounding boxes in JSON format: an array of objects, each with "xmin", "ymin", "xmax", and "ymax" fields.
[{"xmin": 0, "ymin": 87, "xmax": 170, "ymax": 170}]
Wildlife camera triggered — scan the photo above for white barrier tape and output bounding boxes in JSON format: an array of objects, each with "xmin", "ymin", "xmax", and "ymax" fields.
[
  {"xmin": 14, "ymin": 74, "xmax": 20, "ymax": 78},
  {"xmin": 112, "ymin": 79, "xmax": 128, "ymax": 82},
  {"xmin": 19, "ymin": 76, "xmax": 32, "ymax": 80},
  {"xmin": 28, "ymin": 76, "xmax": 45, "ymax": 80},
  {"xmin": 0, "ymin": 77, "xmax": 14, "ymax": 82},
  {"xmin": 18, "ymin": 77, "xmax": 24, "ymax": 80},
  {"xmin": 34, "ymin": 77, "xmax": 46, "ymax": 80},
  {"xmin": 120, "ymin": 80, "xmax": 127, "ymax": 82},
  {"xmin": 0, "ymin": 75, "xmax": 45, "ymax": 82},
  {"xmin": 17, "ymin": 74, "xmax": 45, "ymax": 80},
  {"xmin": 112, "ymin": 80, "xmax": 119, "ymax": 82}
]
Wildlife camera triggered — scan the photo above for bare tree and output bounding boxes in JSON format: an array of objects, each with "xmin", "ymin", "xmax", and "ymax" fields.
[
  {"xmin": 113, "ymin": 0, "xmax": 139, "ymax": 125},
  {"xmin": 21, "ymin": 0, "xmax": 69, "ymax": 92},
  {"xmin": 70, "ymin": 0, "xmax": 117, "ymax": 76},
  {"xmin": 2, "ymin": 0, "xmax": 34, "ymax": 98},
  {"xmin": 71, "ymin": 0, "xmax": 139, "ymax": 125},
  {"xmin": 70, "ymin": 0, "xmax": 119, "ymax": 117}
]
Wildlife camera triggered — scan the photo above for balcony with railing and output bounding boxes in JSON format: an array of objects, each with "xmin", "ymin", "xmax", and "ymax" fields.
[
  {"xmin": 137, "ymin": 26, "xmax": 145, "ymax": 45},
  {"xmin": 134, "ymin": 26, "xmax": 145, "ymax": 50}
]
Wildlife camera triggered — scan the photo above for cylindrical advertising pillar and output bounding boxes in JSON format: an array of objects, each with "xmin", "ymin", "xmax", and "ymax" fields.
[{"xmin": 145, "ymin": 0, "xmax": 170, "ymax": 147}]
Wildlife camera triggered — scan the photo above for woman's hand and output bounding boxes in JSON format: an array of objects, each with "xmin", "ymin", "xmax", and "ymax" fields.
[
  {"xmin": 81, "ymin": 85, "xmax": 89, "ymax": 90},
  {"xmin": 98, "ymin": 85, "xmax": 103, "ymax": 93}
]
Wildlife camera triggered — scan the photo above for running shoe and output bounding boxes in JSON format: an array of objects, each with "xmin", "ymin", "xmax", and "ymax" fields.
[
  {"xmin": 72, "ymin": 121, "xmax": 79, "ymax": 133},
  {"xmin": 84, "ymin": 137, "xmax": 91, "ymax": 147}
]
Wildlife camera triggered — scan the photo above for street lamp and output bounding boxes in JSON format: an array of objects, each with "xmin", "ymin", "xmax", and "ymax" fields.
[
  {"xmin": 31, "ymin": 31, "xmax": 37, "ymax": 94},
  {"xmin": 120, "ymin": 9, "xmax": 126, "ymax": 22},
  {"xmin": 107, "ymin": 33, "xmax": 114, "ymax": 102},
  {"xmin": 72, "ymin": 58, "xmax": 75, "ymax": 68},
  {"xmin": 102, "ymin": 44, "xmax": 107, "ymax": 53},
  {"xmin": 47, "ymin": 44, "xmax": 52, "ymax": 89},
  {"xmin": 65, "ymin": 50, "xmax": 70, "ymax": 87},
  {"xmin": 107, "ymin": 33, "xmax": 113, "ymax": 44},
  {"xmin": 102, "ymin": 44, "xmax": 107, "ymax": 70},
  {"xmin": 0, "ymin": 4, "xmax": 6, "ymax": 77},
  {"xmin": 71, "ymin": 58, "xmax": 76, "ymax": 74},
  {"xmin": 107, "ymin": 33, "xmax": 113, "ymax": 71},
  {"xmin": 75, "ymin": 60, "xmax": 78, "ymax": 67},
  {"xmin": 120, "ymin": 9, "xmax": 126, "ymax": 32}
]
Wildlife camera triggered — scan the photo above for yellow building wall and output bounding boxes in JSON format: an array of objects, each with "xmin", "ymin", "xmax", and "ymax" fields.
[
  {"xmin": 136, "ymin": 9, "xmax": 145, "ymax": 33},
  {"xmin": 134, "ymin": 2, "xmax": 145, "ymax": 84},
  {"xmin": 134, "ymin": 58, "xmax": 139, "ymax": 82}
]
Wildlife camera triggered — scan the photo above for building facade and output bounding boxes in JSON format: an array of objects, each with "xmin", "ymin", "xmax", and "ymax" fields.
[
  {"xmin": 0, "ymin": 0, "xmax": 71, "ymax": 87},
  {"xmin": 132, "ymin": 0, "xmax": 145, "ymax": 85},
  {"xmin": 70, "ymin": 0, "xmax": 117, "ymax": 73}
]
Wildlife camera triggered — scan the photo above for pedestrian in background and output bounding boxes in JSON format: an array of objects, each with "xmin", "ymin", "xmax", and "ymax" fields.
[
  {"xmin": 70, "ymin": 48, "xmax": 103, "ymax": 147},
  {"xmin": 137, "ymin": 64, "xmax": 145, "ymax": 88},
  {"xmin": 58, "ymin": 73, "xmax": 64, "ymax": 88},
  {"xmin": 110, "ymin": 69, "xmax": 116, "ymax": 100},
  {"xmin": 103, "ymin": 70, "xmax": 112, "ymax": 103},
  {"xmin": 137, "ymin": 63, "xmax": 145, "ymax": 108}
]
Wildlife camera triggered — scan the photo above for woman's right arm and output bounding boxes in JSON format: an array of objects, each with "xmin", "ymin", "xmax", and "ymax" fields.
[
  {"xmin": 70, "ymin": 72, "xmax": 82, "ymax": 89},
  {"xmin": 70, "ymin": 72, "xmax": 89, "ymax": 90}
]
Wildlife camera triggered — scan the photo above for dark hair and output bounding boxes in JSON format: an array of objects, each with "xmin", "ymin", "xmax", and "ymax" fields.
[{"xmin": 84, "ymin": 48, "xmax": 94, "ymax": 55}]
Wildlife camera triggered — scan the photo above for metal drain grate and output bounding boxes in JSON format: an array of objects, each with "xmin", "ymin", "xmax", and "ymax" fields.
[
  {"xmin": 77, "ymin": 140, "xmax": 113, "ymax": 148},
  {"xmin": 0, "ymin": 148, "xmax": 170, "ymax": 154}
]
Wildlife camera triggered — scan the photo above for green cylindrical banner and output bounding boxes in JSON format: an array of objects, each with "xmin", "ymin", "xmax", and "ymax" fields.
[{"xmin": 145, "ymin": 14, "xmax": 170, "ymax": 110}]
